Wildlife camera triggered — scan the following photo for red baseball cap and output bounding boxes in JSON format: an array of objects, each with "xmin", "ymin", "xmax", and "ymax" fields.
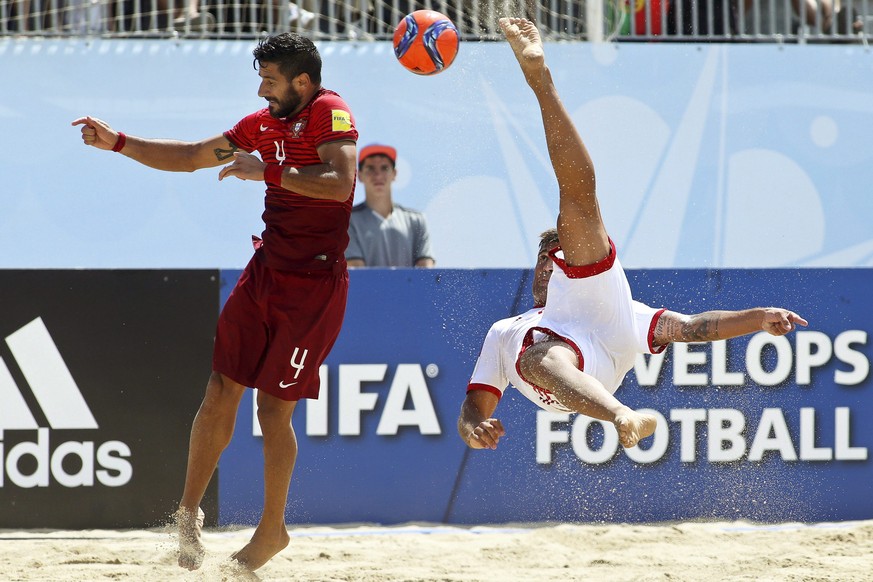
[{"xmin": 358, "ymin": 144, "xmax": 397, "ymax": 165}]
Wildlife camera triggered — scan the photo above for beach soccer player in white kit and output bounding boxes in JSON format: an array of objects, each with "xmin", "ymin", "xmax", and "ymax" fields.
[{"xmin": 458, "ymin": 17, "xmax": 809, "ymax": 451}]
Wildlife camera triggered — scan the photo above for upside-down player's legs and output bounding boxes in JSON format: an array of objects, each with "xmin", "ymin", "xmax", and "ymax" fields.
[
  {"xmin": 498, "ymin": 17, "xmax": 609, "ymax": 268},
  {"xmin": 519, "ymin": 339, "xmax": 657, "ymax": 448},
  {"xmin": 503, "ymin": 17, "xmax": 657, "ymax": 448}
]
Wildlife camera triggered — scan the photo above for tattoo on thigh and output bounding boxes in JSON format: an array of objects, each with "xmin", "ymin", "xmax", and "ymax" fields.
[{"xmin": 214, "ymin": 143, "xmax": 239, "ymax": 161}]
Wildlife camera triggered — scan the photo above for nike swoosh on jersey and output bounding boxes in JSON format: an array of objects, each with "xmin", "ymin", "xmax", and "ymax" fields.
[
  {"xmin": 278, "ymin": 380, "xmax": 298, "ymax": 389},
  {"xmin": 260, "ymin": 124, "xmax": 269, "ymax": 131}
]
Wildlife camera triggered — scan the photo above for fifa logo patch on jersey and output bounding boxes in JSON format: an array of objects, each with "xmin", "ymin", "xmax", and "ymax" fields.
[{"xmin": 331, "ymin": 110, "xmax": 351, "ymax": 132}]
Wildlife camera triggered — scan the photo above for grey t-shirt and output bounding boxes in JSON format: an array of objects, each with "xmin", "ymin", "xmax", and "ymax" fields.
[{"xmin": 345, "ymin": 203, "xmax": 434, "ymax": 267}]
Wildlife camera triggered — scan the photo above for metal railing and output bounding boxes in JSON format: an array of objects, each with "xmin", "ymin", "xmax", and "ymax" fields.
[{"xmin": 1, "ymin": 0, "xmax": 871, "ymax": 42}]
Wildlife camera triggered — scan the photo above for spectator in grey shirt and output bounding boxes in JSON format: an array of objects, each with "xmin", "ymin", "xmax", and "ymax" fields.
[{"xmin": 346, "ymin": 144, "xmax": 435, "ymax": 267}]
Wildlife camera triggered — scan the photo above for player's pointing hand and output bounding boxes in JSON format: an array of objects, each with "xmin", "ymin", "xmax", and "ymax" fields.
[
  {"xmin": 761, "ymin": 308, "xmax": 808, "ymax": 336},
  {"xmin": 71, "ymin": 116, "xmax": 119, "ymax": 151}
]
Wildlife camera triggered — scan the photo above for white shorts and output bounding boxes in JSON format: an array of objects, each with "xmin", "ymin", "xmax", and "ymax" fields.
[{"xmin": 523, "ymin": 240, "xmax": 665, "ymax": 396}]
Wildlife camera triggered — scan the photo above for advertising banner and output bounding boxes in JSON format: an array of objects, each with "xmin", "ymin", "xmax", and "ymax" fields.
[
  {"xmin": 218, "ymin": 268, "xmax": 531, "ymax": 525},
  {"xmin": 0, "ymin": 270, "xmax": 220, "ymax": 528},
  {"xmin": 218, "ymin": 268, "xmax": 872, "ymax": 525}
]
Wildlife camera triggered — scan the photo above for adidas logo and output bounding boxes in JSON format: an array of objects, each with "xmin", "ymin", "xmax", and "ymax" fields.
[
  {"xmin": 1, "ymin": 317, "xmax": 97, "ymax": 431},
  {"xmin": 0, "ymin": 317, "xmax": 132, "ymax": 489}
]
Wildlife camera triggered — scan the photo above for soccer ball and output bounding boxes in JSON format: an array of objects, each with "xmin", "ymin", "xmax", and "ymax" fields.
[{"xmin": 393, "ymin": 10, "xmax": 460, "ymax": 76}]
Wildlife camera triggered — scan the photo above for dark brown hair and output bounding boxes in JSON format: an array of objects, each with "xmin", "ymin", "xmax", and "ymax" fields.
[{"xmin": 253, "ymin": 32, "xmax": 322, "ymax": 84}]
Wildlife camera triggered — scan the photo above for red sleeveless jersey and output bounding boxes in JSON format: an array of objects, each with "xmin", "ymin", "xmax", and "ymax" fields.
[{"xmin": 224, "ymin": 89, "xmax": 358, "ymax": 271}]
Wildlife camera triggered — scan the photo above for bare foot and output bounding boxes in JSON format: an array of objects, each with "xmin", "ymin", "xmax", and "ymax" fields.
[
  {"xmin": 498, "ymin": 17, "xmax": 546, "ymax": 84},
  {"xmin": 614, "ymin": 410, "xmax": 658, "ymax": 448},
  {"xmin": 176, "ymin": 506, "xmax": 205, "ymax": 571},
  {"xmin": 230, "ymin": 525, "xmax": 290, "ymax": 572}
]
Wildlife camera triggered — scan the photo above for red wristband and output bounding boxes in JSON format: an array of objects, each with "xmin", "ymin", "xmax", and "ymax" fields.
[
  {"xmin": 264, "ymin": 164, "xmax": 284, "ymax": 188},
  {"xmin": 111, "ymin": 132, "xmax": 127, "ymax": 153}
]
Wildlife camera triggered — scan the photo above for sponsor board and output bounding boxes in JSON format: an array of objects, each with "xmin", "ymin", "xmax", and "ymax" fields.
[
  {"xmin": 218, "ymin": 268, "xmax": 527, "ymax": 525},
  {"xmin": 218, "ymin": 268, "xmax": 872, "ymax": 525},
  {"xmin": 0, "ymin": 270, "xmax": 219, "ymax": 528}
]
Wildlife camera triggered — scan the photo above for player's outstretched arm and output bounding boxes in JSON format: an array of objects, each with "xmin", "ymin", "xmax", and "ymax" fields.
[
  {"xmin": 653, "ymin": 308, "xmax": 809, "ymax": 347},
  {"xmin": 72, "ymin": 116, "xmax": 235, "ymax": 172},
  {"xmin": 458, "ymin": 390, "xmax": 505, "ymax": 450}
]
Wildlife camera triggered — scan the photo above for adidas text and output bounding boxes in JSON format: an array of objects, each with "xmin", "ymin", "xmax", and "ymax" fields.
[{"xmin": 0, "ymin": 428, "xmax": 133, "ymax": 488}]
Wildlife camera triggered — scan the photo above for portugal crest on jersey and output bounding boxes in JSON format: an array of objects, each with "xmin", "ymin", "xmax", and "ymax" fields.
[{"xmin": 291, "ymin": 119, "xmax": 307, "ymax": 138}]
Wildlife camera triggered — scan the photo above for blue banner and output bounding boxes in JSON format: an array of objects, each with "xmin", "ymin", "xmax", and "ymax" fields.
[{"xmin": 218, "ymin": 267, "xmax": 872, "ymax": 525}]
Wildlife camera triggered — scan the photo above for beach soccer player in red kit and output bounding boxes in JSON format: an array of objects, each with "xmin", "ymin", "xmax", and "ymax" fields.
[{"xmin": 73, "ymin": 32, "xmax": 357, "ymax": 573}]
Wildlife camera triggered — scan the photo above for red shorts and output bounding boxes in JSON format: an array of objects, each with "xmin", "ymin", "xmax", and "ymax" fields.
[{"xmin": 213, "ymin": 254, "xmax": 348, "ymax": 401}]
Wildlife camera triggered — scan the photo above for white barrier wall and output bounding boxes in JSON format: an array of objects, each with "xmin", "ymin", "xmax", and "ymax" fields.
[{"xmin": 1, "ymin": 39, "xmax": 872, "ymax": 269}]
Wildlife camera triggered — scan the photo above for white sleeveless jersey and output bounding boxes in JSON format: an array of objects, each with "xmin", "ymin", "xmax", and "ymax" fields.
[{"xmin": 467, "ymin": 242, "xmax": 666, "ymax": 414}]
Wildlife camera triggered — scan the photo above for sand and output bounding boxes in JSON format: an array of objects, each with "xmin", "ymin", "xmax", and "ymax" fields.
[{"xmin": 1, "ymin": 520, "xmax": 871, "ymax": 581}]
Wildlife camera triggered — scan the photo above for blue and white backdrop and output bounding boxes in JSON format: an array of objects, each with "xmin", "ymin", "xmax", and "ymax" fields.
[{"xmin": 2, "ymin": 40, "xmax": 872, "ymax": 269}]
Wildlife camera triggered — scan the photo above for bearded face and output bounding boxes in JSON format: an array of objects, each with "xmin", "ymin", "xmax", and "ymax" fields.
[{"xmin": 257, "ymin": 62, "xmax": 305, "ymax": 119}]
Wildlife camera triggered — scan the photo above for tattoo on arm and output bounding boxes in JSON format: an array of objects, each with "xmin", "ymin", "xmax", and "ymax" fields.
[
  {"xmin": 214, "ymin": 142, "xmax": 239, "ymax": 161},
  {"xmin": 680, "ymin": 316, "xmax": 718, "ymax": 342},
  {"xmin": 656, "ymin": 313, "xmax": 720, "ymax": 343},
  {"xmin": 655, "ymin": 317, "xmax": 678, "ymax": 343}
]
